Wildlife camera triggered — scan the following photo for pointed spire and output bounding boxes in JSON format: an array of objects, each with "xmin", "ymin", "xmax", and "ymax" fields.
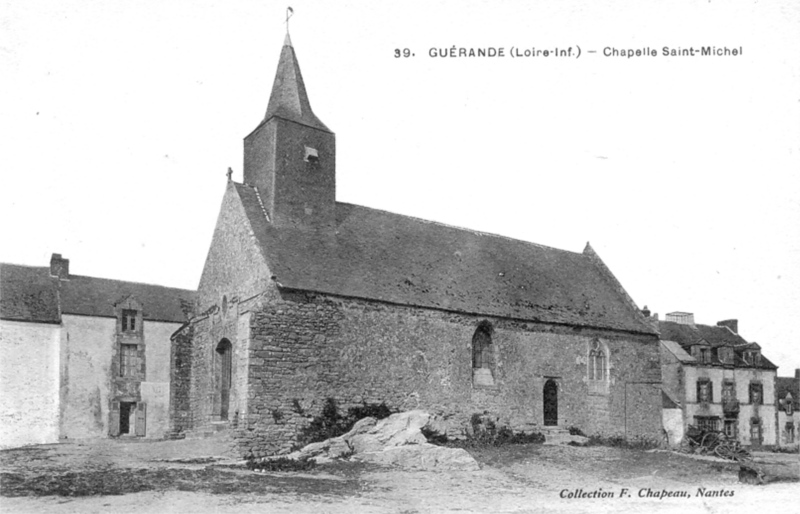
[{"xmin": 263, "ymin": 35, "xmax": 330, "ymax": 132}]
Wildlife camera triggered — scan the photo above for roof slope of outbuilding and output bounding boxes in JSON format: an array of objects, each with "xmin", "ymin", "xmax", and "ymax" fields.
[
  {"xmin": 0, "ymin": 263, "xmax": 194, "ymax": 324},
  {"xmin": 234, "ymin": 183, "xmax": 655, "ymax": 334}
]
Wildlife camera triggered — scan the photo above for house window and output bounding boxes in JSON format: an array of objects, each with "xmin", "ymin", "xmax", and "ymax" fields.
[
  {"xmin": 722, "ymin": 381, "xmax": 736, "ymax": 402},
  {"xmin": 724, "ymin": 419, "xmax": 738, "ymax": 439},
  {"xmin": 750, "ymin": 418, "xmax": 762, "ymax": 445},
  {"xmin": 743, "ymin": 350, "xmax": 761, "ymax": 366},
  {"xmin": 717, "ymin": 347, "xmax": 733, "ymax": 364},
  {"xmin": 695, "ymin": 416, "xmax": 720, "ymax": 431},
  {"xmin": 472, "ymin": 322, "xmax": 494, "ymax": 386},
  {"xmin": 749, "ymin": 383, "xmax": 763, "ymax": 405},
  {"xmin": 696, "ymin": 379, "xmax": 713, "ymax": 403},
  {"xmin": 699, "ymin": 348, "xmax": 711, "ymax": 364},
  {"xmin": 121, "ymin": 309, "xmax": 137, "ymax": 332},
  {"xmin": 786, "ymin": 397, "xmax": 794, "ymax": 416},
  {"xmin": 786, "ymin": 423, "xmax": 795, "ymax": 444},
  {"xmin": 120, "ymin": 344, "xmax": 139, "ymax": 377},
  {"xmin": 588, "ymin": 340, "xmax": 607, "ymax": 381}
]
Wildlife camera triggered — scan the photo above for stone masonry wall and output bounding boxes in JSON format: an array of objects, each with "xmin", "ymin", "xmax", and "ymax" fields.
[
  {"xmin": 169, "ymin": 323, "xmax": 193, "ymax": 438},
  {"xmin": 234, "ymin": 291, "xmax": 662, "ymax": 457}
]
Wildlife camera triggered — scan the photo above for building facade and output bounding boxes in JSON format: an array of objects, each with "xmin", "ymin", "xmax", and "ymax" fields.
[
  {"xmin": 775, "ymin": 370, "xmax": 799, "ymax": 448},
  {"xmin": 171, "ymin": 35, "xmax": 664, "ymax": 457},
  {"xmin": 659, "ymin": 313, "xmax": 779, "ymax": 448},
  {"xmin": 0, "ymin": 254, "xmax": 193, "ymax": 448}
]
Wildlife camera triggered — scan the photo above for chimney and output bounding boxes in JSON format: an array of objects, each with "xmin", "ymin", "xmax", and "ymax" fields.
[
  {"xmin": 716, "ymin": 319, "xmax": 738, "ymax": 334},
  {"xmin": 49, "ymin": 253, "xmax": 69, "ymax": 280},
  {"xmin": 795, "ymin": 368, "xmax": 799, "ymax": 380},
  {"xmin": 641, "ymin": 305, "xmax": 651, "ymax": 317},
  {"xmin": 665, "ymin": 311, "xmax": 694, "ymax": 325}
]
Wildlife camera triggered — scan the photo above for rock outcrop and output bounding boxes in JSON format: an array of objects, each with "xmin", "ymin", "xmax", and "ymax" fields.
[{"xmin": 276, "ymin": 410, "xmax": 479, "ymax": 471}]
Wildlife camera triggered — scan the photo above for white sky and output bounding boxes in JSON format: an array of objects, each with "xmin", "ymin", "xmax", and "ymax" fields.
[{"xmin": 1, "ymin": 1, "xmax": 798, "ymax": 372}]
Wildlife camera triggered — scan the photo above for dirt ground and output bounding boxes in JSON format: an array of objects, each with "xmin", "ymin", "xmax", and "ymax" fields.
[{"xmin": 0, "ymin": 438, "xmax": 797, "ymax": 514}]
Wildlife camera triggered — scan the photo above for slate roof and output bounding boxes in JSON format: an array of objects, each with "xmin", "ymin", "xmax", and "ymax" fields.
[
  {"xmin": 0, "ymin": 263, "xmax": 194, "ymax": 324},
  {"xmin": 234, "ymin": 183, "xmax": 655, "ymax": 334},
  {"xmin": 658, "ymin": 320, "xmax": 777, "ymax": 370},
  {"xmin": 776, "ymin": 376, "xmax": 799, "ymax": 411},
  {"xmin": 0, "ymin": 264, "xmax": 60, "ymax": 323},
  {"xmin": 661, "ymin": 339, "xmax": 696, "ymax": 363},
  {"xmin": 256, "ymin": 34, "xmax": 331, "ymax": 134}
]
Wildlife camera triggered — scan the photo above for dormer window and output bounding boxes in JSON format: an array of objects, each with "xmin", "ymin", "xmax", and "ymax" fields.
[
  {"xmin": 717, "ymin": 347, "xmax": 733, "ymax": 364},
  {"xmin": 743, "ymin": 350, "xmax": 761, "ymax": 366},
  {"xmin": 699, "ymin": 347, "xmax": 711, "ymax": 364},
  {"xmin": 122, "ymin": 309, "xmax": 137, "ymax": 332}
]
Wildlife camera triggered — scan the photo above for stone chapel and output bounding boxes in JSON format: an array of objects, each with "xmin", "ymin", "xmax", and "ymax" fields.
[{"xmin": 170, "ymin": 34, "xmax": 663, "ymax": 456}]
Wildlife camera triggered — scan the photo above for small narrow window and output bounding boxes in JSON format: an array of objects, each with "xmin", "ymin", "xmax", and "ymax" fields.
[
  {"xmin": 750, "ymin": 418, "xmax": 762, "ymax": 444},
  {"xmin": 122, "ymin": 309, "xmax": 137, "ymax": 332},
  {"xmin": 589, "ymin": 340, "xmax": 607, "ymax": 381},
  {"xmin": 749, "ymin": 383, "xmax": 763, "ymax": 405},
  {"xmin": 786, "ymin": 395, "xmax": 794, "ymax": 416},
  {"xmin": 724, "ymin": 419, "xmax": 738, "ymax": 439},
  {"xmin": 786, "ymin": 422, "xmax": 795, "ymax": 444},
  {"xmin": 304, "ymin": 146, "xmax": 319, "ymax": 163},
  {"xmin": 471, "ymin": 322, "xmax": 495, "ymax": 386}
]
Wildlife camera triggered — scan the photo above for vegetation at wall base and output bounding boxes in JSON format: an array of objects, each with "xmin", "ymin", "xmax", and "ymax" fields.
[
  {"xmin": 246, "ymin": 456, "xmax": 316, "ymax": 473},
  {"xmin": 422, "ymin": 413, "xmax": 545, "ymax": 448},
  {"xmin": 294, "ymin": 398, "xmax": 394, "ymax": 449}
]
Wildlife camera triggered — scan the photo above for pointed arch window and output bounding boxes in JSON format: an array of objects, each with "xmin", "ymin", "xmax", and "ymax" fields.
[
  {"xmin": 472, "ymin": 322, "xmax": 495, "ymax": 386},
  {"xmin": 588, "ymin": 340, "xmax": 607, "ymax": 381}
]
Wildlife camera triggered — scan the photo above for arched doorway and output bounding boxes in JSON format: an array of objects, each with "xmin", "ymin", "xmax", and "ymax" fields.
[
  {"xmin": 216, "ymin": 339, "xmax": 232, "ymax": 421},
  {"xmin": 543, "ymin": 379, "xmax": 558, "ymax": 426}
]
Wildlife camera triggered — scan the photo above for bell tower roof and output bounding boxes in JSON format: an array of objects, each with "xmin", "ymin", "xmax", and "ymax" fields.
[{"xmin": 262, "ymin": 34, "xmax": 330, "ymax": 132}]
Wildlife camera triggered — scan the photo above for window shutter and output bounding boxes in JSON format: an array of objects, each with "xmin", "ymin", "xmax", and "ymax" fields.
[
  {"xmin": 109, "ymin": 402, "xmax": 121, "ymax": 437},
  {"xmin": 708, "ymin": 382, "xmax": 713, "ymax": 403},
  {"xmin": 135, "ymin": 403, "xmax": 147, "ymax": 437},
  {"xmin": 696, "ymin": 381, "xmax": 702, "ymax": 402}
]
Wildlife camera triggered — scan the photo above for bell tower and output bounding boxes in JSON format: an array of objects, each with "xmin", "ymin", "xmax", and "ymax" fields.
[{"xmin": 243, "ymin": 34, "xmax": 335, "ymax": 230}]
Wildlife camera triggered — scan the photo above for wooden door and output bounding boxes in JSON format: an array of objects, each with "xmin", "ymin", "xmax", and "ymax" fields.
[
  {"xmin": 543, "ymin": 379, "xmax": 558, "ymax": 426},
  {"xmin": 109, "ymin": 401, "xmax": 120, "ymax": 436},
  {"xmin": 134, "ymin": 403, "xmax": 146, "ymax": 437}
]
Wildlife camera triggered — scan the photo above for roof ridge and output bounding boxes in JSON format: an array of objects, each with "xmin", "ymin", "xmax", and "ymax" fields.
[
  {"xmin": 1, "ymin": 262, "xmax": 194, "ymax": 293},
  {"xmin": 64, "ymin": 273, "xmax": 195, "ymax": 293},
  {"xmin": 0, "ymin": 262, "xmax": 48, "ymax": 270},
  {"xmin": 335, "ymin": 201, "xmax": 583, "ymax": 255}
]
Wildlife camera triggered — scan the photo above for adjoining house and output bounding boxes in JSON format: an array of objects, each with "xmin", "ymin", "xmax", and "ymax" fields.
[
  {"xmin": 0, "ymin": 254, "xmax": 193, "ymax": 449},
  {"xmin": 169, "ymin": 34, "xmax": 664, "ymax": 457},
  {"xmin": 658, "ymin": 312, "xmax": 779, "ymax": 448},
  {"xmin": 775, "ymin": 369, "xmax": 799, "ymax": 448}
]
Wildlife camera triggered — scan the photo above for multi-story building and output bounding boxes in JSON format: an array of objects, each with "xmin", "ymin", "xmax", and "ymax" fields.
[
  {"xmin": 659, "ymin": 312, "xmax": 778, "ymax": 448},
  {"xmin": 0, "ymin": 254, "xmax": 193, "ymax": 448}
]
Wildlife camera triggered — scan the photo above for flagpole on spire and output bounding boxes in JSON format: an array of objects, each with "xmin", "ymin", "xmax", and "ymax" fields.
[{"xmin": 285, "ymin": 6, "xmax": 294, "ymax": 36}]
